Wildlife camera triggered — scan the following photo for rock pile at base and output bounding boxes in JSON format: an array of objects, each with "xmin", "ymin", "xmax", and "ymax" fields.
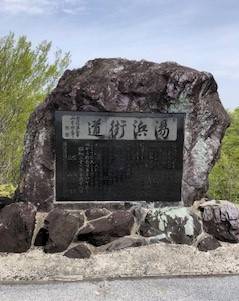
[{"xmin": 0, "ymin": 199, "xmax": 238, "ymax": 255}]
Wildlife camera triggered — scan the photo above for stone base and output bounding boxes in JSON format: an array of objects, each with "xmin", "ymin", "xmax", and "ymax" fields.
[
  {"xmin": 0, "ymin": 199, "xmax": 238, "ymax": 256},
  {"xmin": 32, "ymin": 203, "xmax": 202, "ymax": 257}
]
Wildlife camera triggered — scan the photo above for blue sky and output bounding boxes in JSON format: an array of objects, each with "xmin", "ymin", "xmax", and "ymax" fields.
[{"xmin": 0, "ymin": 0, "xmax": 238, "ymax": 109}]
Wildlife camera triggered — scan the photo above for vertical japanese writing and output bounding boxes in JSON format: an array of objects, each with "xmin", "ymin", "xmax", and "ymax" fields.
[
  {"xmin": 76, "ymin": 116, "xmax": 80, "ymax": 138},
  {"xmin": 78, "ymin": 146, "xmax": 84, "ymax": 192},
  {"xmin": 64, "ymin": 126, "xmax": 70, "ymax": 138},
  {"xmin": 84, "ymin": 144, "xmax": 90, "ymax": 191},
  {"xmin": 62, "ymin": 116, "xmax": 81, "ymax": 139},
  {"xmin": 70, "ymin": 116, "xmax": 75, "ymax": 137}
]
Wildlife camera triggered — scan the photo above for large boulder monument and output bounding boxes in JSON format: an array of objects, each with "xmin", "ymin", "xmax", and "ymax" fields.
[{"xmin": 16, "ymin": 58, "xmax": 229, "ymax": 211}]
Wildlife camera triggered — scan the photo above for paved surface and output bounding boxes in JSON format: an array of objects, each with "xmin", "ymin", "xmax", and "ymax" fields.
[{"xmin": 0, "ymin": 275, "xmax": 238, "ymax": 301}]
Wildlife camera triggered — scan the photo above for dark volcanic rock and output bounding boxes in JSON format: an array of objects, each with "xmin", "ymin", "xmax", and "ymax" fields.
[
  {"xmin": 0, "ymin": 202, "xmax": 36, "ymax": 253},
  {"xmin": 34, "ymin": 228, "xmax": 49, "ymax": 246},
  {"xmin": 77, "ymin": 233, "xmax": 116, "ymax": 247},
  {"xmin": 140, "ymin": 221, "xmax": 163, "ymax": 237},
  {"xmin": 0, "ymin": 197, "xmax": 15, "ymax": 209},
  {"xmin": 97, "ymin": 236, "xmax": 147, "ymax": 252},
  {"xmin": 197, "ymin": 235, "xmax": 221, "ymax": 252},
  {"xmin": 64, "ymin": 243, "xmax": 93, "ymax": 259},
  {"xmin": 16, "ymin": 58, "xmax": 230, "ymax": 210},
  {"xmin": 77, "ymin": 210, "xmax": 134, "ymax": 246},
  {"xmin": 85, "ymin": 208, "xmax": 111, "ymax": 221},
  {"xmin": 140, "ymin": 207, "xmax": 202, "ymax": 245},
  {"xmin": 201, "ymin": 201, "xmax": 239, "ymax": 243},
  {"xmin": 35, "ymin": 208, "xmax": 81, "ymax": 253},
  {"xmin": 89, "ymin": 210, "xmax": 134, "ymax": 236}
]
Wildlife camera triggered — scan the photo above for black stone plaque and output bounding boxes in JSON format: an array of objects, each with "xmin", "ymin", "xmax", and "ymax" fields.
[{"xmin": 55, "ymin": 112, "xmax": 185, "ymax": 202}]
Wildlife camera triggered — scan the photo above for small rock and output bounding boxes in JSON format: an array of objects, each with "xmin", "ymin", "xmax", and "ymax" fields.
[
  {"xmin": 197, "ymin": 235, "xmax": 221, "ymax": 252},
  {"xmin": 77, "ymin": 210, "xmax": 134, "ymax": 246},
  {"xmin": 64, "ymin": 243, "xmax": 93, "ymax": 259},
  {"xmin": 0, "ymin": 202, "xmax": 36, "ymax": 253},
  {"xmin": 85, "ymin": 208, "xmax": 111, "ymax": 220},
  {"xmin": 201, "ymin": 201, "xmax": 239, "ymax": 242},
  {"xmin": 97, "ymin": 236, "xmax": 147, "ymax": 252},
  {"xmin": 140, "ymin": 207, "xmax": 202, "ymax": 245},
  {"xmin": 35, "ymin": 208, "xmax": 81, "ymax": 253}
]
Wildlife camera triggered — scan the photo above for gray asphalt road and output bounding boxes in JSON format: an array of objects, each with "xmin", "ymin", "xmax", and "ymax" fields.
[{"xmin": 0, "ymin": 275, "xmax": 238, "ymax": 301}]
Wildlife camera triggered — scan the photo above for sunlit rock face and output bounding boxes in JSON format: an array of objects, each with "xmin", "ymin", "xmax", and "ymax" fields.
[
  {"xmin": 139, "ymin": 207, "xmax": 202, "ymax": 245},
  {"xmin": 16, "ymin": 58, "xmax": 230, "ymax": 211}
]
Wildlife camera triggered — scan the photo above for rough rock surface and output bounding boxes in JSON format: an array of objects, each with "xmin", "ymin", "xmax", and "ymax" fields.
[
  {"xmin": 197, "ymin": 234, "xmax": 221, "ymax": 252},
  {"xmin": 64, "ymin": 243, "xmax": 93, "ymax": 259},
  {"xmin": 147, "ymin": 234, "xmax": 171, "ymax": 244},
  {"xmin": 16, "ymin": 58, "xmax": 229, "ymax": 211},
  {"xmin": 97, "ymin": 236, "xmax": 147, "ymax": 252},
  {"xmin": 0, "ymin": 202, "xmax": 36, "ymax": 253},
  {"xmin": 77, "ymin": 210, "xmax": 134, "ymax": 246},
  {"xmin": 0, "ymin": 197, "xmax": 15, "ymax": 209},
  {"xmin": 201, "ymin": 201, "xmax": 239, "ymax": 243},
  {"xmin": 34, "ymin": 228, "xmax": 48, "ymax": 246},
  {"xmin": 84, "ymin": 208, "xmax": 111, "ymax": 221},
  {"xmin": 35, "ymin": 208, "xmax": 81, "ymax": 253},
  {"xmin": 140, "ymin": 207, "xmax": 202, "ymax": 244}
]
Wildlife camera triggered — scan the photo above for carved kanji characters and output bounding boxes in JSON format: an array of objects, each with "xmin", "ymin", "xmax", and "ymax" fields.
[
  {"xmin": 109, "ymin": 120, "xmax": 127, "ymax": 139},
  {"xmin": 155, "ymin": 119, "xmax": 170, "ymax": 140},
  {"xmin": 88, "ymin": 118, "xmax": 102, "ymax": 136},
  {"xmin": 133, "ymin": 120, "xmax": 148, "ymax": 139}
]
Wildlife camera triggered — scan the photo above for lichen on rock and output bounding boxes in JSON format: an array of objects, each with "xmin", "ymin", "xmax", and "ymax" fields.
[{"xmin": 140, "ymin": 207, "xmax": 202, "ymax": 244}]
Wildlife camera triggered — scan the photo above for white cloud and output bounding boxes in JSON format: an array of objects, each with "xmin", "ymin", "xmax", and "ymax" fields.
[{"xmin": 0, "ymin": 0, "xmax": 85, "ymax": 15}]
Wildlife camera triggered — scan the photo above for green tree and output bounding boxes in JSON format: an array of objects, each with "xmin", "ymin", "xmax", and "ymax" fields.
[
  {"xmin": 209, "ymin": 108, "xmax": 239, "ymax": 202},
  {"xmin": 0, "ymin": 33, "xmax": 70, "ymax": 185}
]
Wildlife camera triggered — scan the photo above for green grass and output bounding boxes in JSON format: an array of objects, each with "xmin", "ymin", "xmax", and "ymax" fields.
[{"xmin": 0, "ymin": 184, "xmax": 15, "ymax": 198}]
